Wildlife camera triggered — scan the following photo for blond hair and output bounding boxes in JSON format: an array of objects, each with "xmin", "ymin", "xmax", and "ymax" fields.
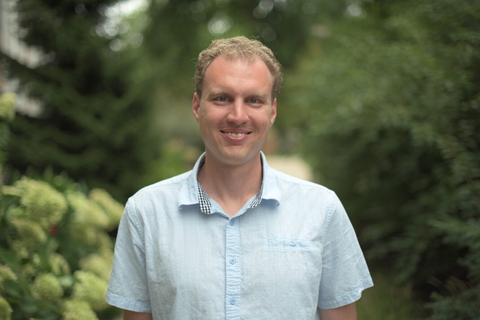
[{"xmin": 194, "ymin": 36, "xmax": 283, "ymax": 98}]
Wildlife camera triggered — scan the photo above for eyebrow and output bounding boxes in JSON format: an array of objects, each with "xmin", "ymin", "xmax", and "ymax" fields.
[
  {"xmin": 207, "ymin": 91, "xmax": 230, "ymax": 98},
  {"xmin": 207, "ymin": 91, "xmax": 270, "ymax": 101}
]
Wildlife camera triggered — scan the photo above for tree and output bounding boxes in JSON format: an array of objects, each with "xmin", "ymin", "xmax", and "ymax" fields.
[
  {"xmin": 285, "ymin": 0, "xmax": 480, "ymax": 317},
  {"xmin": 0, "ymin": 0, "xmax": 160, "ymax": 201}
]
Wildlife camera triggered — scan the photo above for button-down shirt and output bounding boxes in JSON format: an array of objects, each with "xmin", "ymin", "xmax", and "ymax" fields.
[{"xmin": 106, "ymin": 153, "xmax": 373, "ymax": 320}]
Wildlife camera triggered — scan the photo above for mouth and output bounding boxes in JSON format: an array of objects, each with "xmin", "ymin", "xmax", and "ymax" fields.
[{"xmin": 220, "ymin": 130, "xmax": 251, "ymax": 138}]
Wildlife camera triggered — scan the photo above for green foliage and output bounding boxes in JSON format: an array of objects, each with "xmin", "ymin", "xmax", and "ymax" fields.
[
  {"xmin": 144, "ymin": 0, "xmax": 314, "ymax": 74},
  {"xmin": 1, "ymin": 0, "xmax": 160, "ymax": 201},
  {"xmin": 63, "ymin": 300, "xmax": 99, "ymax": 320},
  {"xmin": 0, "ymin": 93, "xmax": 16, "ymax": 167},
  {"xmin": 0, "ymin": 177, "xmax": 123, "ymax": 320},
  {"xmin": 427, "ymin": 286, "xmax": 480, "ymax": 320},
  {"xmin": 285, "ymin": 0, "xmax": 480, "ymax": 317},
  {"xmin": 425, "ymin": 218, "xmax": 480, "ymax": 320},
  {"xmin": 0, "ymin": 296, "xmax": 13, "ymax": 320},
  {"xmin": 139, "ymin": 139, "xmax": 201, "ymax": 187},
  {"xmin": 30, "ymin": 274, "xmax": 64, "ymax": 302},
  {"xmin": 0, "ymin": 94, "xmax": 16, "ymax": 123},
  {"xmin": 357, "ymin": 272, "xmax": 420, "ymax": 320}
]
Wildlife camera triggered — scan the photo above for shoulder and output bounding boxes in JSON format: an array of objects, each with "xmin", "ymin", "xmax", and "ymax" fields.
[{"xmin": 266, "ymin": 167, "xmax": 344, "ymax": 222}]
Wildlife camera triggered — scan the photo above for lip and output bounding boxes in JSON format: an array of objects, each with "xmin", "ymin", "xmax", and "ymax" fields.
[
  {"xmin": 220, "ymin": 129, "xmax": 252, "ymax": 141},
  {"xmin": 220, "ymin": 128, "xmax": 252, "ymax": 133}
]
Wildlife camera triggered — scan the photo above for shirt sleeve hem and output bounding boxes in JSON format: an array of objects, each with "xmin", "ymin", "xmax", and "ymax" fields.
[
  {"xmin": 318, "ymin": 276, "xmax": 374, "ymax": 309},
  {"xmin": 105, "ymin": 290, "xmax": 152, "ymax": 313}
]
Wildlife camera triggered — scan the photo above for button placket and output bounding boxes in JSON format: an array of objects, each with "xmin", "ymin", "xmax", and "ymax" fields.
[{"xmin": 225, "ymin": 218, "xmax": 240, "ymax": 319}]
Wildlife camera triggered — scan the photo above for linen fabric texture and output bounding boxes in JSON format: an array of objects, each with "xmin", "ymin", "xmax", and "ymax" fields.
[{"xmin": 106, "ymin": 153, "xmax": 373, "ymax": 320}]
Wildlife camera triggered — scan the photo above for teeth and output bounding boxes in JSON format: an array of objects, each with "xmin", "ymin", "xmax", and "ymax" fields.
[{"xmin": 226, "ymin": 132, "xmax": 246, "ymax": 137}]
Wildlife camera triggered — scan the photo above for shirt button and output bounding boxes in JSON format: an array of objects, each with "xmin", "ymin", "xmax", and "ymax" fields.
[
  {"xmin": 229, "ymin": 258, "xmax": 236, "ymax": 265},
  {"xmin": 229, "ymin": 220, "xmax": 235, "ymax": 226},
  {"xmin": 229, "ymin": 298, "xmax": 236, "ymax": 305}
]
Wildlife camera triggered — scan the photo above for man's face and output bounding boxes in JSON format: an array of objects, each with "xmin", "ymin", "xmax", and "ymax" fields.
[{"xmin": 192, "ymin": 55, "xmax": 277, "ymax": 167}]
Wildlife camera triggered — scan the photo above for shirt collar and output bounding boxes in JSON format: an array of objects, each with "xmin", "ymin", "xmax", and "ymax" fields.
[{"xmin": 178, "ymin": 152, "xmax": 280, "ymax": 213}]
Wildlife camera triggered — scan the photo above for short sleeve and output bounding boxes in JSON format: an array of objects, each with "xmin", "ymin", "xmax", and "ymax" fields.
[
  {"xmin": 317, "ymin": 193, "xmax": 373, "ymax": 309},
  {"xmin": 106, "ymin": 198, "xmax": 152, "ymax": 312}
]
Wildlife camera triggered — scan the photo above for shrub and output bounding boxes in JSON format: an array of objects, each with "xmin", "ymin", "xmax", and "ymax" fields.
[
  {"xmin": 0, "ymin": 177, "xmax": 123, "ymax": 320},
  {"xmin": 287, "ymin": 0, "xmax": 480, "ymax": 317}
]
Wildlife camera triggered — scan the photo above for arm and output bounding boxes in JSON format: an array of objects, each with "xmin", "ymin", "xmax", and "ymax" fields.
[
  {"xmin": 320, "ymin": 302, "xmax": 356, "ymax": 320},
  {"xmin": 123, "ymin": 310, "xmax": 153, "ymax": 320}
]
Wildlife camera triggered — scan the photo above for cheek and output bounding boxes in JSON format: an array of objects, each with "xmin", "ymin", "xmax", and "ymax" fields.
[
  {"xmin": 199, "ymin": 113, "xmax": 220, "ymax": 135},
  {"xmin": 259, "ymin": 112, "xmax": 274, "ymax": 128},
  {"xmin": 203, "ymin": 109, "xmax": 225, "ymax": 125}
]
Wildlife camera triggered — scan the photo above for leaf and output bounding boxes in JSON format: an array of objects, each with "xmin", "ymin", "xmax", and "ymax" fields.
[
  {"xmin": 21, "ymin": 295, "xmax": 38, "ymax": 314},
  {"xmin": 3, "ymin": 279, "xmax": 22, "ymax": 298},
  {"xmin": 0, "ymin": 247, "xmax": 20, "ymax": 267}
]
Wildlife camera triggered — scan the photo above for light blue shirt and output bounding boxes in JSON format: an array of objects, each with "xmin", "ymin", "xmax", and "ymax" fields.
[{"xmin": 106, "ymin": 153, "xmax": 373, "ymax": 320}]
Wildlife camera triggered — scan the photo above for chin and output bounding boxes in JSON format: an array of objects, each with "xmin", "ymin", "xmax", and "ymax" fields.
[
  {"xmin": 206, "ymin": 143, "xmax": 264, "ymax": 166},
  {"xmin": 222, "ymin": 152, "xmax": 261, "ymax": 166}
]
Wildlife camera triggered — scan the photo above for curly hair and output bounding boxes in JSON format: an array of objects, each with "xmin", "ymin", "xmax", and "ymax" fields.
[{"xmin": 194, "ymin": 36, "xmax": 283, "ymax": 98}]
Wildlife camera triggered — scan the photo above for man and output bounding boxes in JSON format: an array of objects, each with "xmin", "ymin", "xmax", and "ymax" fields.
[{"xmin": 106, "ymin": 36, "xmax": 373, "ymax": 320}]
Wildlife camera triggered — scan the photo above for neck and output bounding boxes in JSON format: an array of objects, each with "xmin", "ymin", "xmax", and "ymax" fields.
[{"xmin": 198, "ymin": 153, "xmax": 263, "ymax": 217}]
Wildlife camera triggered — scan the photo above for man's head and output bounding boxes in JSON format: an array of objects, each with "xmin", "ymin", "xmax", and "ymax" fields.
[
  {"xmin": 192, "ymin": 37, "xmax": 280, "ymax": 168},
  {"xmin": 194, "ymin": 36, "xmax": 283, "ymax": 99}
]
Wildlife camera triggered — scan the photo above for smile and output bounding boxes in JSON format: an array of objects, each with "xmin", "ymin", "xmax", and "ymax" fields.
[
  {"xmin": 226, "ymin": 132, "xmax": 247, "ymax": 137},
  {"xmin": 220, "ymin": 130, "xmax": 251, "ymax": 138}
]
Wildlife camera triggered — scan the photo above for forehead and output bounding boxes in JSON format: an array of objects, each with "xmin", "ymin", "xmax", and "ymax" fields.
[{"xmin": 203, "ymin": 55, "xmax": 274, "ymax": 92}]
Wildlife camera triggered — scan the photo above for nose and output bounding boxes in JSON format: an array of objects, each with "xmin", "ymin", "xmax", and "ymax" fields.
[{"xmin": 227, "ymin": 99, "xmax": 249, "ymax": 124}]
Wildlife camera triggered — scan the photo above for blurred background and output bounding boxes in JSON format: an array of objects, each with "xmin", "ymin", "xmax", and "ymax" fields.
[{"xmin": 0, "ymin": 0, "xmax": 479, "ymax": 319}]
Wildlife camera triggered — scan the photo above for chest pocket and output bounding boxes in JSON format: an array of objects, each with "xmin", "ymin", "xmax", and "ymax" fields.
[
  {"xmin": 266, "ymin": 237, "xmax": 314, "ymax": 251},
  {"xmin": 248, "ymin": 236, "xmax": 322, "ymax": 305}
]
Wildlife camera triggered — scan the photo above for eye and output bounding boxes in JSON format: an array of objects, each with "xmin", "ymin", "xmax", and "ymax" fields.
[
  {"xmin": 247, "ymin": 98, "xmax": 262, "ymax": 104},
  {"xmin": 213, "ymin": 96, "xmax": 228, "ymax": 103}
]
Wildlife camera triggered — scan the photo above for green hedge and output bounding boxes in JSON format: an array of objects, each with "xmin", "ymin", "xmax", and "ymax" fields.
[{"xmin": 285, "ymin": 0, "xmax": 480, "ymax": 317}]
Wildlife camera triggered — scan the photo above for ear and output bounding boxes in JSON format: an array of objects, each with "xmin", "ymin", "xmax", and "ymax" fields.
[
  {"xmin": 192, "ymin": 92, "xmax": 201, "ymax": 122},
  {"xmin": 270, "ymin": 98, "xmax": 277, "ymax": 126}
]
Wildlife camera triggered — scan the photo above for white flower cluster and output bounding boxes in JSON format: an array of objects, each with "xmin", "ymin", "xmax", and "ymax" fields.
[
  {"xmin": 0, "ymin": 177, "xmax": 124, "ymax": 320},
  {"xmin": 5, "ymin": 178, "xmax": 68, "ymax": 253}
]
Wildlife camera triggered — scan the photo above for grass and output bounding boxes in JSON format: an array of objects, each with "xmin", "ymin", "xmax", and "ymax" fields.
[{"xmin": 357, "ymin": 272, "xmax": 422, "ymax": 320}]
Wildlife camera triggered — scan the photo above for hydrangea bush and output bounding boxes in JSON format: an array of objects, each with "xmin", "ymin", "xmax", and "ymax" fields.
[{"xmin": 0, "ymin": 177, "xmax": 123, "ymax": 320}]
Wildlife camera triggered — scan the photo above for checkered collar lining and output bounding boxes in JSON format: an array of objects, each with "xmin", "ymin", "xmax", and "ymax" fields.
[{"xmin": 197, "ymin": 156, "xmax": 264, "ymax": 214}]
